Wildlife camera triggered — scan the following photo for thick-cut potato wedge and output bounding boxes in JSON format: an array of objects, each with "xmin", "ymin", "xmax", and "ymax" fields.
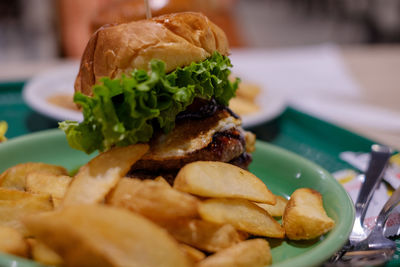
[
  {"xmin": 197, "ymin": 238, "xmax": 271, "ymax": 267},
  {"xmin": 0, "ymin": 188, "xmax": 39, "ymax": 200},
  {"xmin": 26, "ymin": 172, "xmax": 71, "ymax": 207},
  {"xmin": 174, "ymin": 161, "xmax": 276, "ymax": 204},
  {"xmin": 23, "ymin": 205, "xmax": 190, "ymax": 267},
  {"xmin": 26, "ymin": 172, "xmax": 71, "ymax": 198},
  {"xmin": 154, "ymin": 176, "xmax": 171, "ymax": 187},
  {"xmin": 256, "ymin": 195, "xmax": 288, "ymax": 217},
  {"xmin": 158, "ymin": 219, "xmax": 246, "ymax": 252},
  {"xmin": 199, "ymin": 198, "xmax": 285, "ymax": 238},
  {"xmin": 27, "ymin": 238, "xmax": 63, "ymax": 266},
  {"xmin": 51, "ymin": 198, "xmax": 63, "ymax": 208},
  {"xmin": 179, "ymin": 243, "xmax": 206, "ymax": 263},
  {"xmin": 283, "ymin": 188, "xmax": 335, "ymax": 240},
  {"xmin": 0, "ymin": 226, "xmax": 28, "ymax": 257},
  {"xmin": 0, "ymin": 194, "xmax": 53, "ymax": 235},
  {"xmin": 0, "ymin": 163, "xmax": 67, "ymax": 190},
  {"xmin": 108, "ymin": 178, "xmax": 199, "ymax": 221},
  {"xmin": 62, "ymin": 144, "xmax": 148, "ymax": 206}
]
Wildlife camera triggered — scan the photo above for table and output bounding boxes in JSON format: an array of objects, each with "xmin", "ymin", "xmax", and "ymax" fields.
[{"xmin": 341, "ymin": 45, "xmax": 400, "ymax": 150}]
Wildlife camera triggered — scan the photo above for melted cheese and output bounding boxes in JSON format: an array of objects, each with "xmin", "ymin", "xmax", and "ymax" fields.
[{"xmin": 143, "ymin": 111, "xmax": 242, "ymax": 160}]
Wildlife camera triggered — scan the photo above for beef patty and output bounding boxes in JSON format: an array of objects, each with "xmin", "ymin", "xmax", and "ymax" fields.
[
  {"xmin": 128, "ymin": 130, "xmax": 252, "ymax": 184},
  {"xmin": 131, "ymin": 128, "xmax": 247, "ymax": 172},
  {"xmin": 128, "ymin": 101, "xmax": 255, "ymax": 182}
]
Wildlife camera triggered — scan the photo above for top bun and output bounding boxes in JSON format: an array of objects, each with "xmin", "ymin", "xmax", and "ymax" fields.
[
  {"xmin": 75, "ymin": 12, "xmax": 229, "ymax": 96},
  {"xmin": 91, "ymin": 0, "xmax": 194, "ymax": 32}
]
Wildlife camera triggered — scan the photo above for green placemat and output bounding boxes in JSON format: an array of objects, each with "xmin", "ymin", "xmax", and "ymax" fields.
[
  {"xmin": 0, "ymin": 82, "xmax": 399, "ymax": 266},
  {"xmin": 0, "ymin": 82, "xmax": 58, "ymax": 138},
  {"xmin": 249, "ymin": 107, "xmax": 375, "ymax": 172}
]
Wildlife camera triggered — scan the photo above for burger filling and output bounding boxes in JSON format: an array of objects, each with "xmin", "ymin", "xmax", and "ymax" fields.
[
  {"xmin": 59, "ymin": 52, "xmax": 239, "ymax": 154},
  {"xmin": 128, "ymin": 99, "xmax": 255, "ymax": 182},
  {"xmin": 59, "ymin": 51, "xmax": 254, "ymax": 181}
]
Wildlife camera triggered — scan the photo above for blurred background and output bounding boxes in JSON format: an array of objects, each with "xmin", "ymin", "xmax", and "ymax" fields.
[
  {"xmin": 1, "ymin": 0, "xmax": 400, "ymax": 60},
  {"xmin": 0, "ymin": 0, "xmax": 399, "ymax": 149}
]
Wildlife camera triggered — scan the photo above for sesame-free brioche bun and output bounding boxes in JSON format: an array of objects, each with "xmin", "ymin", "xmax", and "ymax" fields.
[{"xmin": 75, "ymin": 12, "xmax": 229, "ymax": 96}]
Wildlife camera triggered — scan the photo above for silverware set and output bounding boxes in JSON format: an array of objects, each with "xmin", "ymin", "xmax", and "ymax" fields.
[{"xmin": 326, "ymin": 144, "xmax": 398, "ymax": 266}]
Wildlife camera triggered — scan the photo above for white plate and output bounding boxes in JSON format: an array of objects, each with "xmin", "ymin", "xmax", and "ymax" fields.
[
  {"xmin": 238, "ymin": 89, "xmax": 286, "ymax": 128},
  {"xmin": 23, "ymin": 62, "xmax": 83, "ymax": 122},
  {"xmin": 230, "ymin": 51, "xmax": 286, "ymax": 127},
  {"xmin": 23, "ymin": 55, "xmax": 286, "ymax": 127}
]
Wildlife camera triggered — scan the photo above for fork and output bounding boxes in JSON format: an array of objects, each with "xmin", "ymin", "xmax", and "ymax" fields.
[
  {"xmin": 350, "ymin": 145, "xmax": 392, "ymax": 245},
  {"xmin": 330, "ymin": 183, "xmax": 400, "ymax": 266},
  {"xmin": 328, "ymin": 144, "xmax": 392, "ymax": 263}
]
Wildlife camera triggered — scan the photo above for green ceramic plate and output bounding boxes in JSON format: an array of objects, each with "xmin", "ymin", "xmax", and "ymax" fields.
[{"xmin": 0, "ymin": 129, "xmax": 354, "ymax": 267}]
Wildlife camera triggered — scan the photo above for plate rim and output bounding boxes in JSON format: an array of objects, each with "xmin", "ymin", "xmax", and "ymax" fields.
[
  {"xmin": 253, "ymin": 141, "xmax": 355, "ymax": 267},
  {"xmin": 22, "ymin": 63, "xmax": 83, "ymax": 122},
  {"xmin": 0, "ymin": 129, "xmax": 354, "ymax": 267}
]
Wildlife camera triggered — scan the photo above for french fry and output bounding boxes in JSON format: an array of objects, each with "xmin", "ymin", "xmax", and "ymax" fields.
[
  {"xmin": 229, "ymin": 97, "xmax": 260, "ymax": 115},
  {"xmin": 62, "ymin": 144, "xmax": 148, "ymax": 206},
  {"xmin": 0, "ymin": 163, "xmax": 67, "ymax": 190},
  {"xmin": 228, "ymin": 80, "xmax": 262, "ymax": 116},
  {"xmin": 23, "ymin": 205, "xmax": 191, "ymax": 267},
  {"xmin": 236, "ymin": 82, "xmax": 261, "ymax": 102},
  {"xmin": 27, "ymin": 238, "xmax": 64, "ymax": 266},
  {"xmin": 26, "ymin": 172, "xmax": 71, "ymax": 207},
  {"xmin": 256, "ymin": 195, "xmax": 288, "ymax": 217},
  {"xmin": 108, "ymin": 178, "xmax": 199, "ymax": 221},
  {"xmin": 0, "ymin": 121, "xmax": 7, "ymax": 143},
  {"xmin": 283, "ymin": 188, "xmax": 335, "ymax": 240},
  {"xmin": 0, "ymin": 226, "xmax": 28, "ymax": 257},
  {"xmin": 0, "ymin": 194, "xmax": 53, "ymax": 235},
  {"xmin": 197, "ymin": 239, "xmax": 271, "ymax": 267},
  {"xmin": 178, "ymin": 243, "xmax": 206, "ymax": 263},
  {"xmin": 199, "ymin": 198, "xmax": 285, "ymax": 238},
  {"xmin": 174, "ymin": 161, "xmax": 276, "ymax": 204},
  {"xmin": 158, "ymin": 219, "xmax": 246, "ymax": 252},
  {"xmin": 244, "ymin": 132, "xmax": 256, "ymax": 153}
]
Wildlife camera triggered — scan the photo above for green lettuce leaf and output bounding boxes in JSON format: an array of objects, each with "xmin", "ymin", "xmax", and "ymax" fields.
[{"xmin": 59, "ymin": 52, "xmax": 239, "ymax": 154}]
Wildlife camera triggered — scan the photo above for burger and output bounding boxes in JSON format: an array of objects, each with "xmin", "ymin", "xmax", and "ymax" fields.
[{"xmin": 60, "ymin": 12, "xmax": 255, "ymax": 182}]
